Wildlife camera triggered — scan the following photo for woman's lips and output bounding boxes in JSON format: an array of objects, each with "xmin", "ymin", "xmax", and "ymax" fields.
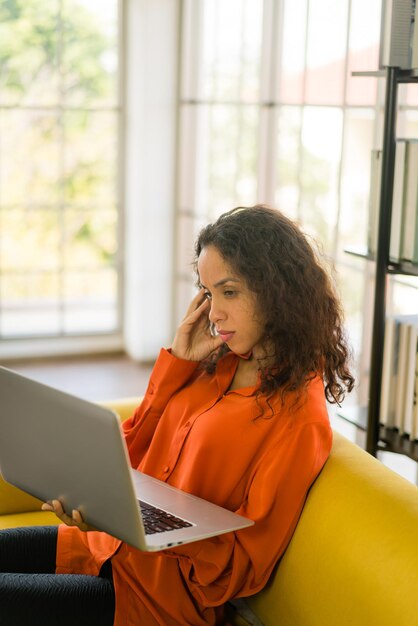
[{"xmin": 218, "ymin": 331, "xmax": 235, "ymax": 343}]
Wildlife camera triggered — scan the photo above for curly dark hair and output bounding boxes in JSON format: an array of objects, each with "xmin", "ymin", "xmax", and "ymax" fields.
[{"xmin": 194, "ymin": 205, "xmax": 354, "ymax": 405}]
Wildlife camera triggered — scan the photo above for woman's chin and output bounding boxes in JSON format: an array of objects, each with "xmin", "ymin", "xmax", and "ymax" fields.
[{"xmin": 229, "ymin": 348, "xmax": 253, "ymax": 360}]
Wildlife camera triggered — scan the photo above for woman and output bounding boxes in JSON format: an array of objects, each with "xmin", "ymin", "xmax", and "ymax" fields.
[{"xmin": 0, "ymin": 205, "xmax": 354, "ymax": 625}]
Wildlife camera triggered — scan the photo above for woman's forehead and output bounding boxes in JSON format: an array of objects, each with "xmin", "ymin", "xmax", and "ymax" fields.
[{"xmin": 197, "ymin": 246, "xmax": 240, "ymax": 284}]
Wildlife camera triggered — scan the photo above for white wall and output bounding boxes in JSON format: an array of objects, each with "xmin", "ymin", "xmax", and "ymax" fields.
[{"xmin": 123, "ymin": 0, "xmax": 180, "ymax": 360}]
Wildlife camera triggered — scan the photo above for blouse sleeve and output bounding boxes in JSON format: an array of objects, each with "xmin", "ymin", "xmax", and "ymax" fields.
[
  {"xmin": 122, "ymin": 348, "xmax": 199, "ymax": 467},
  {"xmin": 166, "ymin": 420, "xmax": 332, "ymax": 607}
]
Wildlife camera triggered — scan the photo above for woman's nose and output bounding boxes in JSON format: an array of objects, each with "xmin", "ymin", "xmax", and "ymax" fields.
[{"xmin": 208, "ymin": 299, "xmax": 224, "ymax": 325}]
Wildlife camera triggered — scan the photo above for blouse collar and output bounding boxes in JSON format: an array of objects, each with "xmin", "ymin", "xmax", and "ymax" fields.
[{"xmin": 215, "ymin": 351, "xmax": 261, "ymax": 397}]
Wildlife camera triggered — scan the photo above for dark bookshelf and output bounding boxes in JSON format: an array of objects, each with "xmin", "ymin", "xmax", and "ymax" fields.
[
  {"xmin": 337, "ymin": 406, "xmax": 418, "ymax": 462},
  {"xmin": 352, "ymin": 69, "xmax": 418, "ymax": 82},
  {"xmin": 340, "ymin": 66, "xmax": 418, "ymax": 464},
  {"xmin": 344, "ymin": 246, "xmax": 375, "ymax": 262},
  {"xmin": 344, "ymin": 247, "xmax": 418, "ymax": 277},
  {"xmin": 378, "ymin": 428, "xmax": 418, "ymax": 462},
  {"xmin": 388, "ymin": 261, "xmax": 418, "ymax": 277}
]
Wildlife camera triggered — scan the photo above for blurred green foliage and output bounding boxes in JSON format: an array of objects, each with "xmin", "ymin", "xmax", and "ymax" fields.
[{"xmin": 0, "ymin": 0, "xmax": 119, "ymax": 335}]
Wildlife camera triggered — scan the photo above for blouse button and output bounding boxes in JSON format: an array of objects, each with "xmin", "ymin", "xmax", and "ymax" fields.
[
  {"xmin": 163, "ymin": 466, "xmax": 170, "ymax": 473},
  {"xmin": 185, "ymin": 421, "xmax": 190, "ymax": 428}
]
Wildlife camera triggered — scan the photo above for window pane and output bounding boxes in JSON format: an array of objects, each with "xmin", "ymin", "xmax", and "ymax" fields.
[
  {"xmin": 0, "ymin": 272, "xmax": 61, "ymax": 337},
  {"xmin": 305, "ymin": 0, "xmax": 349, "ymax": 105},
  {"xmin": 346, "ymin": 0, "xmax": 381, "ymax": 105},
  {"xmin": 397, "ymin": 101, "xmax": 418, "ymax": 133},
  {"xmin": 0, "ymin": 1, "xmax": 120, "ymax": 342},
  {"xmin": 335, "ymin": 262, "xmax": 369, "ymax": 405},
  {"xmin": 63, "ymin": 111, "xmax": 118, "ymax": 206},
  {"xmin": 175, "ymin": 213, "xmax": 203, "ymax": 276},
  {"xmin": 178, "ymin": 0, "xmax": 399, "ymax": 428},
  {"xmin": 1, "ymin": 272, "xmax": 60, "ymax": 306},
  {"xmin": 62, "ymin": 0, "xmax": 119, "ymax": 107},
  {"xmin": 63, "ymin": 268, "xmax": 117, "ymax": 303},
  {"xmin": 63, "ymin": 268, "xmax": 118, "ymax": 332},
  {"xmin": 275, "ymin": 106, "xmax": 303, "ymax": 220},
  {"xmin": 0, "ymin": 1, "xmax": 60, "ymax": 106},
  {"xmin": 174, "ymin": 278, "xmax": 196, "ymax": 329},
  {"xmin": 183, "ymin": 0, "xmax": 263, "ymax": 102},
  {"xmin": 279, "ymin": 0, "xmax": 308, "ymax": 104},
  {"xmin": 391, "ymin": 277, "xmax": 418, "ymax": 314},
  {"xmin": 402, "ymin": 83, "xmax": 418, "ymax": 107},
  {"xmin": 63, "ymin": 307, "xmax": 117, "ymax": 333},
  {"xmin": 339, "ymin": 109, "xmax": 375, "ymax": 254},
  {"xmin": 63, "ymin": 209, "xmax": 118, "ymax": 269},
  {"xmin": 210, "ymin": 104, "xmax": 259, "ymax": 217},
  {"xmin": 180, "ymin": 104, "xmax": 259, "ymax": 218},
  {"xmin": 0, "ymin": 209, "xmax": 60, "ymax": 271},
  {"xmin": 1, "ymin": 310, "xmax": 61, "ymax": 337},
  {"xmin": 299, "ymin": 107, "xmax": 343, "ymax": 251},
  {"xmin": 0, "ymin": 110, "xmax": 60, "ymax": 206}
]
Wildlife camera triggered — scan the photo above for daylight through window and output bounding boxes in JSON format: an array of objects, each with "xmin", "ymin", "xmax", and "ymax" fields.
[{"xmin": 0, "ymin": 0, "xmax": 121, "ymax": 339}]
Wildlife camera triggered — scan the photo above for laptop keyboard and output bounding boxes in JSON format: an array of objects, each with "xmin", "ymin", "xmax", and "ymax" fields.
[{"xmin": 139, "ymin": 500, "xmax": 193, "ymax": 535}]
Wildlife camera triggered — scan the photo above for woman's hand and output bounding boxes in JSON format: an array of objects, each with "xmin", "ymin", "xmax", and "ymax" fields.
[
  {"xmin": 42, "ymin": 500, "xmax": 97, "ymax": 532},
  {"xmin": 171, "ymin": 289, "xmax": 223, "ymax": 361}
]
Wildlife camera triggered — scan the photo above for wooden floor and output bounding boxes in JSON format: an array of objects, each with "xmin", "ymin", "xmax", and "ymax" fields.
[{"xmin": 2, "ymin": 353, "xmax": 154, "ymax": 402}]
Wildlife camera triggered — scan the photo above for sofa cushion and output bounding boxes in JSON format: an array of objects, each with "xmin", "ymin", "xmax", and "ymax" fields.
[
  {"xmin": 0, "ymin": 510, "xmax": 58, "ymax": 529},
  {"xmin": 246, "ymin": 432, "xmax": 418, "ymax": 626}
]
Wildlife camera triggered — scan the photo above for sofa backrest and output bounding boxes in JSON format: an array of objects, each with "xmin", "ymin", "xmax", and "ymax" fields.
[{"xmin": 246, "ymin": 431, "xmax": 418, "ymax": 626}]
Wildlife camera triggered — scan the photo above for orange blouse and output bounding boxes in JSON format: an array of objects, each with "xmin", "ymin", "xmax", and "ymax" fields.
[{"xmin": 56, "ymin": 348, "xmax": 332, "ymax": 626}]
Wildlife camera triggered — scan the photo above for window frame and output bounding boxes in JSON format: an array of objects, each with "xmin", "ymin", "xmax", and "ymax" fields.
[
  {"xmin": 0, "ymin": 0, "xmax": 125, "ymax": 358},
  {"xmin": 174, "ymin": 0, "xmax": 386, "ymax": 408}
]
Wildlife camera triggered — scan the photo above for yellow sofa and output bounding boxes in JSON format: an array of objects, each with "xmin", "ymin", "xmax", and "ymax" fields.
[{"xmin": 1, "ymin": 398, "xmax": 418, "ymax": 626}]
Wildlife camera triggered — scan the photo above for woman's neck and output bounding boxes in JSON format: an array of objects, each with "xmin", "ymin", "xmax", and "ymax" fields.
[{"xmin": 228, "ymin": 356, "xmax": 259, "ymax": 391}]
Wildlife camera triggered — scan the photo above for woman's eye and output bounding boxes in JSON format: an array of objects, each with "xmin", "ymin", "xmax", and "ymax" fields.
[
  {"xmin": 204, "ymin": 291, "xmax": 212, "ymax": 300},
  {"xmin": 224, "ymin": 290, "xmax": 235, "ymax": 297}
]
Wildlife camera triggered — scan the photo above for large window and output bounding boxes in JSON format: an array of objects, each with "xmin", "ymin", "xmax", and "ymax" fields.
[
  {"xmin": 175, "ymin": 0, "xmax": 384, "ymax": 407},
  {"xmin": 0, "ymin": 0, "xmax": 121, "ymax": 343}
]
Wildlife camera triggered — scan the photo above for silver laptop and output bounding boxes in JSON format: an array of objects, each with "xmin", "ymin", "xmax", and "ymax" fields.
[{"xmin": 0, "ymin": 366, "xmax": 253, "ymax": 551}]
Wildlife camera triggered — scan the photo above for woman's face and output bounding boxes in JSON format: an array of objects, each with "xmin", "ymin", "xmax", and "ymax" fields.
[{"xmin": 197, "ymin": 245, "xmax": 265, "ymax": 358}]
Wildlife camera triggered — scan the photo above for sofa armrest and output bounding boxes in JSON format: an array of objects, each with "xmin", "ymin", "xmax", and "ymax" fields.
[{"xmin": 245, "ymin": 431, "xmax": 418, "ymax": 626}]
